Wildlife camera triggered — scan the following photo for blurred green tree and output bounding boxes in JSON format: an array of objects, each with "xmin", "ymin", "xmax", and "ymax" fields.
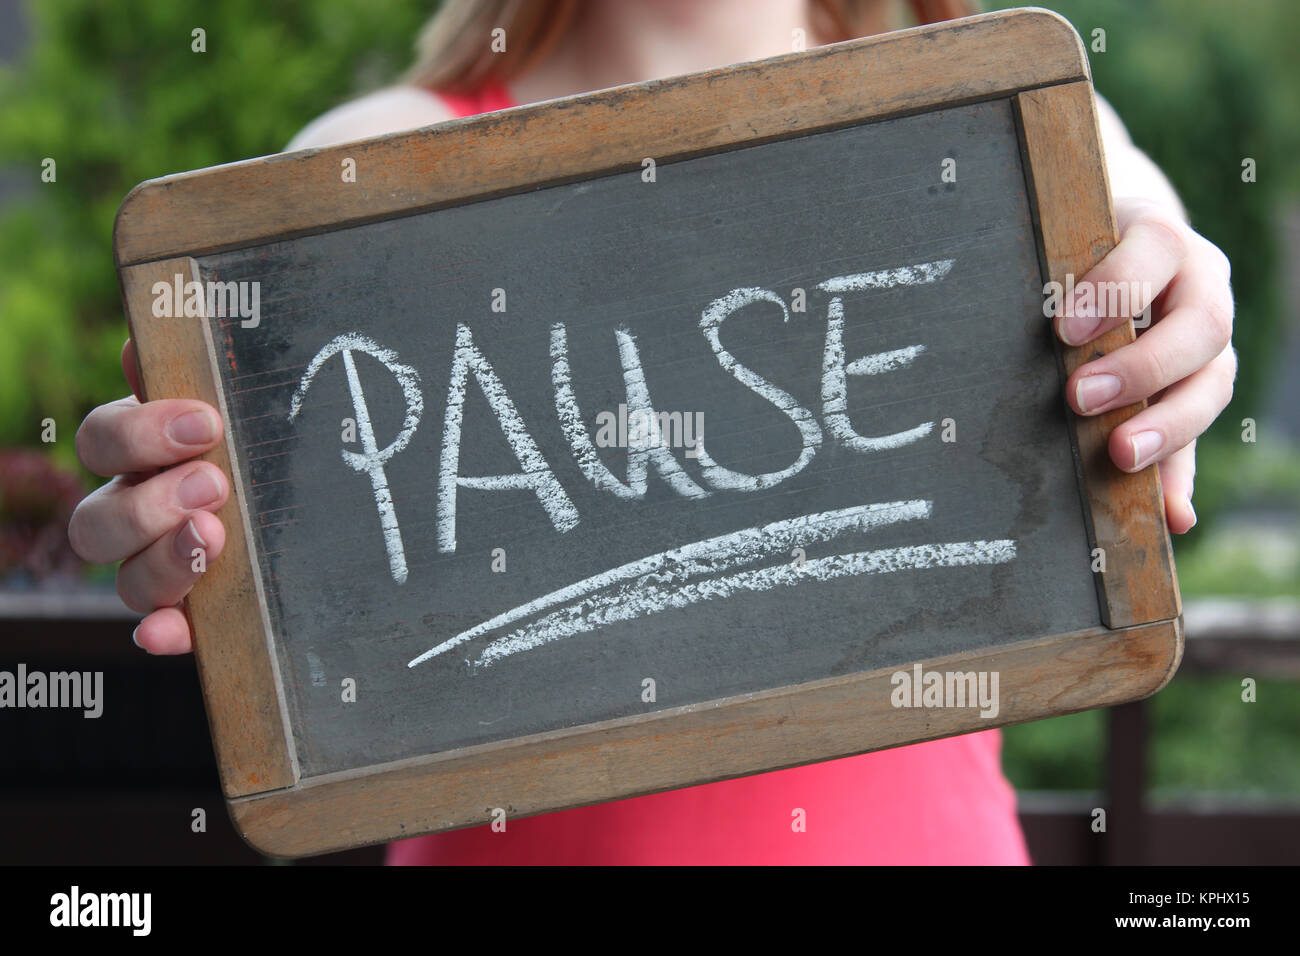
[
  {"xmin": 4, "ymin": 1, "xmax": 1296, "ymax": 464},
  {"xmin": 2, "ymin": 0, "xmax": 1296, "ymax": 793},
  {"xmin": 3, "ymin": 0, "xmax": 1298, "ymax": 550},
  {"xmin": 0, "ymin": 0, "xmax": 433, "ymax": 464},
  {"xmin": 993, "ymin": 0, "xmax": 1300, "ymax": 448}
]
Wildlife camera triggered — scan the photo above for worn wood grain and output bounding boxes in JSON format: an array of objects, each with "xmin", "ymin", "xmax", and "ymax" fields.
[
  {"xmin": 114, "ymin": 9, "xmax": 1089, "ymax": 266},
  {"xmin": 120, "ymin": 257, "xmax": 296, "ymax": 796},
  {"xmin": 1015, "ymin": 82, "xmax": 1181, "ymax": 627},
  {"xmin": 230, "ymin": 618, "xmax": 1183, "ymax": 858}
]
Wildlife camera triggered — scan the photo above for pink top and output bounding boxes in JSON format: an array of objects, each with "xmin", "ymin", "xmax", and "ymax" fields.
[
  {"xmin": 386, "ymin": 83, "xmax": 1032, "ymax": 866},
  {"xmin": 431, "ymin": 83, "xmax": 517, "ymax": 117}
]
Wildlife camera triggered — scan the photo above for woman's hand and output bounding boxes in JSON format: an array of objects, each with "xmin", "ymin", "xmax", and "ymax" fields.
[
  {"xmin": 1059, "ymin": 195, "xmax": 1236, "ymax": 535},
  {"xmin": 66, "ymin": 91, "xmax": 447, "ymax": 655},
  {"xmin": 67, "ymin": 340, "xmax": 228, "ymax": 654}
]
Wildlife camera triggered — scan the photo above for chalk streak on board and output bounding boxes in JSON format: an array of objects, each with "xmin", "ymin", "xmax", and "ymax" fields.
[
  {"xmin": 287, "ymin": 333, "xmax": 424, "ymax": 584},
  {"xmin": 438, "ymin": 322, "xmax": 580, "ymax": 554},
  {"xmin": 695, "ymin": 287, "xmax": 823, "ymax": 492},
  {"xmin": 474, "ymin": 539, "xmax": 1017, "ymax": 668},
  {"xmin": 816, "ymin": 258, "xmax": 955, "ymax": 293},
  {"xmin": 408, "ymin": 500, "xmax": 933, "ymax": 667},
  {"xmin": 846, "ymin": 344, "xmax": 927, "ymax": 377},
  {"xmin": 819, "ymin": 258, "xmax": 955, "ymax": 455},
  {"xmin": 550, "ymin": 322, "xmax": 709, "ymax": 500}
]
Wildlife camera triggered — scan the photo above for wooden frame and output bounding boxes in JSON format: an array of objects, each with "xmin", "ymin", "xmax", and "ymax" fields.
[{"xmin": 115, "ymin": 8, "xmax": 1181, "ymax": 858}]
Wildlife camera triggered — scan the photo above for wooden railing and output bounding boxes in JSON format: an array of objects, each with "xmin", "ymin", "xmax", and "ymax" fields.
[{"xmin": 1023, "ymin": 598, "xmax": 1300, "ymax": 865}]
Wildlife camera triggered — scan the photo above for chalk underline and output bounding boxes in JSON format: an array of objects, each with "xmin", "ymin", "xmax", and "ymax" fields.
[
  {"xmin": 408, "ymin": 501, "xmax": 1017, "ymax": 669},
  {"xmin": 474, "ymin": 539, "xmax": 1017, "ymax": 669}
]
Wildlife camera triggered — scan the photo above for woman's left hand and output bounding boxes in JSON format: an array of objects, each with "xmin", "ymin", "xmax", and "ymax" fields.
[{"xmin": 1057, "ymin": 195, "xmax": 1236, "ymax": 535}]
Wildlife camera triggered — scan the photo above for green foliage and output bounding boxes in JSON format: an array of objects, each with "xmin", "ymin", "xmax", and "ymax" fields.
[
  {"xmin": 1149, "ymin": 674, "xmax": 1300, "ymax": 797},
  {"xmin": 1003, "ymin": 675, "xmax": 1300, "ymax": 796},
  {"xmin": 995, "ymin": 0, "xmax": 1300, "ymax": 793},
  {"xmin": 4, "ymin": 0, "xmax": 1296, "ymax": 474},
  {"xmin": 3, "ymin": 1, "xmax": 1297, "ymax": 792},
  {"xmin": 1000, "ymin": 708, "xmax": 1106, "ymax": 791},
  {"xmin": 988, "ymin": 0, "xmax": 1299, "ymax": 454},
  {"xmin": 0, "ymin": 0, "xmax": 434, "ymax": 464},
  {"xmin": 1173, "ymin": 434, "xmax": 1300, "ymax": 598}
]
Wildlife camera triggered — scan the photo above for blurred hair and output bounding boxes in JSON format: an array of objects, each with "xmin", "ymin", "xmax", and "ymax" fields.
[{"xmin": 407, "ymin": 0, "xmax": 979, "ymax": 94}]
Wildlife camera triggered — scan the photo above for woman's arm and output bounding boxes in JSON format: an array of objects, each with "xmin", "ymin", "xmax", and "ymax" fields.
[
  {"xmin": 285, "ymin": 86, "xmax": 455, "ymax": 150},
  {"xmin": 1095, "ymin": 95, "xmax": 1187, "ymax": 218}
]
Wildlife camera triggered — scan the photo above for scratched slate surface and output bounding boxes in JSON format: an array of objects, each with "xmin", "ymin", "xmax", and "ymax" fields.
[{"xmin": 199, "ymin": 98, "xmax": 1100, "ymax": 778}]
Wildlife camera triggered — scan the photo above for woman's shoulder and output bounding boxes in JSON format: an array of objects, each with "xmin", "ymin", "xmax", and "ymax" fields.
[{"xmin": 285, "ymin": 85, "xmax": 458, "ymax": 151}]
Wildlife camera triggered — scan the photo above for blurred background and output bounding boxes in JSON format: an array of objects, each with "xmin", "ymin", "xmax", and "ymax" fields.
[{"xmin": 0, "ymin": 0, "xmax": 1296, "ymax": 864}]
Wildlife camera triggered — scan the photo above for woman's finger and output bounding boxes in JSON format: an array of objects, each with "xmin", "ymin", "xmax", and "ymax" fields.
[
  {"xmin": 132, "ymin": 606, "xmax": 195, "ymax": 655},
  {"xmin": 76, "ymin": 396, "xmax": 223, "ymax": 477},
  {"xmin": 1104, "ymin": 345, "xmax": 1236, "ymax": 472},
  {"xmin": 67, "ymin": 461, "xmax": 229, "ymax": 564},
  {"xmin": 115, "ymin": 510, "xmax": 226, "ymax": 613},
  {"xmin": 1157, "ymin": 442, "xmax": 1198, "ymax": 535},
  {"xmin": 1066, "ymin": 248, "xmax": 1234, "ymax": 417},
  {"xmin": 1055, "ymin": 199, "xmax": 1188, "ymax": 346},
  {"xmin": 121, "ymin": 339, "xmax": 143, "ymax": 402}
]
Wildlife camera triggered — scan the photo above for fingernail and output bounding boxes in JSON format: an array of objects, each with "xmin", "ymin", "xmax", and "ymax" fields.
[
  {"xmin": 174, "ymin": 518, "xmax": 208, "ymax": 562},
  {"xmin": 1130, "ymin": 430, "xmax": 1164, "ymax": 470},
  {"xmin": 1059, "ymin": 301, "xmax": 1099, "ymax": 346},
  {"xmin": 1187, "ymin": 501, "xmax": 1197, "ymax": 528},
  {"xmin": 178, "ymin": 469, "xmax": 221, "ymax": 509},
  {"xmin": 1075, "ymin": 373, "xmax": 1122, "ymax": 413},
  {"xmin": 132, "ymin": 625, "xmax": 144, "ymax": 650},
  {"xmin": 169, "ymin": 410, "xmax": 217, "ymax": 446}
]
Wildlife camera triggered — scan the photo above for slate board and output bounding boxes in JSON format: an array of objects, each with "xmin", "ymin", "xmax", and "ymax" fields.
[{"xmin": 198, "ymin": 98, "xmax": 1098, "ymax": 778}]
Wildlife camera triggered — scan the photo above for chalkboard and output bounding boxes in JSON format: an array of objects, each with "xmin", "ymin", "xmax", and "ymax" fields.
[{"xmin": 115, "ymin": 10, "xmax": 1181, "ymax": 857}]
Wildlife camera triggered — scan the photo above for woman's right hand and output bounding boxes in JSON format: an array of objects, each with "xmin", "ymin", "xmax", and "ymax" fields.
[{"xmin": 68, "ymin": 340, "xmax": 229, "ymax": 654}]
